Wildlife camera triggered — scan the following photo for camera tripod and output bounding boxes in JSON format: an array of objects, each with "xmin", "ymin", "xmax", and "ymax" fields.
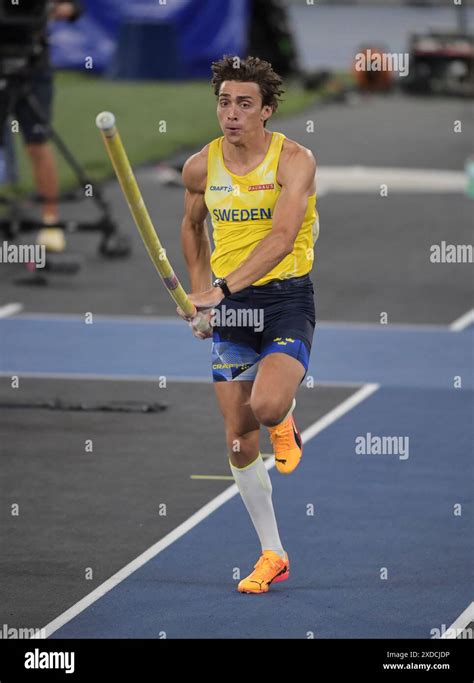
[{"xmin": 0, "ymin": 74, "xmax": 132, "ymax": 282}]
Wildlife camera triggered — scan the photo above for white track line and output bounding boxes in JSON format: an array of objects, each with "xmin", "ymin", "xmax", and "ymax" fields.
[
  {"xmin": 440, "ymin": 602, "xmax": 474, "ymax": 639},
  {"xmin": 0, "ymin": 371, "xmax": 217, "ymax": 384},
  {"xmin": 190, "ymin": 475, "xmax": 234, "ymax": 481},
  {"xmin": 10, "ymin": 313, "xmax": 182, "ymax": 323},
  {"xmin": 450, "ymin": 309, "xmax": 474, "ymax": 332},
  {"xmin": 0, "ymin": 303, "xmax": 23, "ymax": 318},
  {"xmin": 318, "ymin": 320, "xmax": 448, "ymax": 332},
  {"xmin": 2, "ymin": 312, "xmax": 452, "ymax": 331},
  {"xmin": 0, "ymin": 371, "xmax": 364, "ymax": 388},
  {"xmin": 318, "ymin": 166, "xmax": 466, "ymax": 193},
  {"xmin": 34, "ymin": 382, "xmax": 378, "ymax": 639}
]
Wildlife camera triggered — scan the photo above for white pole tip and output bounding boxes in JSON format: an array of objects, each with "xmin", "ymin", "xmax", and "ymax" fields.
[{"xmin": 96, "ymin": 111, "xmax": 116, "ymax": 130}]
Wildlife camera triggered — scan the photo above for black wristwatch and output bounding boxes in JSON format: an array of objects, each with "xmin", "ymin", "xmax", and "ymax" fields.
[{"xmin": 212, "ymin": 277, "xmax": 231, "ymax": 298}]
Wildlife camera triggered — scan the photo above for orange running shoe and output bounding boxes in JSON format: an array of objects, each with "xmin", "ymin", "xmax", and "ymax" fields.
[
  {"xmin": 238, "ymin": 550, "xmax": 290, "ymax": 594},
  {"xmin": 268, "ymin": 399, "xmax": 303, "ymax": 474}
]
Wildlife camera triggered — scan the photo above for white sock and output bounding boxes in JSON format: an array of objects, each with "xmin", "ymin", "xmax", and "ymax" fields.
[{"xmin": 230, "ymin": 453, "xmax": 285, "ymax": 559}]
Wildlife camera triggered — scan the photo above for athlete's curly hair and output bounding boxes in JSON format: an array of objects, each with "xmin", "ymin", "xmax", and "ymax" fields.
[{"xmin": 211, "ymin": 55, "xmax": 284, "ymax": 120}]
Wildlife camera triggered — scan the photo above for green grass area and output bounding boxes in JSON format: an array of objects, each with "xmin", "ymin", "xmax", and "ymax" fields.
[{"xmin": 12, "ymin": 72, "xmax": 323, "ymax": 193}]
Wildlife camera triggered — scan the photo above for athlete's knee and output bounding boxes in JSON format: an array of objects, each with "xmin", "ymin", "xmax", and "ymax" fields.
[{"xmin": 250, "ymin": 395, "xmax": 288, "ymax": 427}]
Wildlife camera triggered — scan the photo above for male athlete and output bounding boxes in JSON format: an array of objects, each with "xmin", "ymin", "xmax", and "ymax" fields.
[{"xmin": 178, "ymin": 56, "xmax": 319, "ymax": 594}]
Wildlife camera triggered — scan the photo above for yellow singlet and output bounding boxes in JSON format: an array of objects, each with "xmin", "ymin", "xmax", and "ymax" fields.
[{"xmin": 204, "ymin": 131, "xmax": 319, "ymax": 286}]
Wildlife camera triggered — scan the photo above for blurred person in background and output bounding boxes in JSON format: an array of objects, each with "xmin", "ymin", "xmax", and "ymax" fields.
[{"xmin": 0, "ymin": 0, "xmax": 83, "ymax": 252}]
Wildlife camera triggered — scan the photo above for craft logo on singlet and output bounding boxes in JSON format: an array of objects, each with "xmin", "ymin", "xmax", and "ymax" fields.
[{"xmin": 209, "ymin": 185, "xmax": 233, "ymax": 192}]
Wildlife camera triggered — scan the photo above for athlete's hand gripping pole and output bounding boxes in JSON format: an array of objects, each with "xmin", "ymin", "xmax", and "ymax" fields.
[{"xmin": 95, "ymin": 111, "xmax": 212, "ymax": 334}]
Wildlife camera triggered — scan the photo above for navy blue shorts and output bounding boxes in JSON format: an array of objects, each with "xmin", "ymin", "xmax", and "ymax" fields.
[{"xmin": 212, "ymin": 273, "xmax": 316, "ymax": 382}]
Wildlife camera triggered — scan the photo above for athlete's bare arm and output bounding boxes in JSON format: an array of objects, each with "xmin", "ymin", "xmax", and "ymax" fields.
[
  {"xmin": 224, "ymin": 140, "xmax": 316, "ymax": 295},
  {"xmin": 181, "ymin": 147, "xmax": 212, "ymax": 293}
]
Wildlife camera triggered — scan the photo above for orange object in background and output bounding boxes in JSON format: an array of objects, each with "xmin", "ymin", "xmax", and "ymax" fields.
[{"xmin": 352, "ymin": 45, "xmax": 394, "ymax": 92}]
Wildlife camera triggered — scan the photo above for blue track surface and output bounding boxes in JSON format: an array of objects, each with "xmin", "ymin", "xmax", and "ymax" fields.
[
  {"xmin": 52, "ymin": 386, "xmax": 472, "ymax": 638},
  {"xmin": 1, "ymin": 314, "xmax": 471, "ymax": 638},
  {"xmin": 1, "ymin": 316, "xmax": 472, "ymax": 389}
]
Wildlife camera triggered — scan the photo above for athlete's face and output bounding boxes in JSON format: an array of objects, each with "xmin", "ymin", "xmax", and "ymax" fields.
[{"xmin": 217, "ymin": 81, "xmax": 272, "ymax": 142}]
